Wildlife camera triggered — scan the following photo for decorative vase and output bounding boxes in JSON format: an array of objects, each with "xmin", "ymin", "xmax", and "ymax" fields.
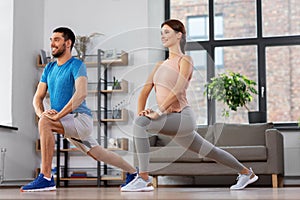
[{"xmin": 79, "ymin": 52, "xmax": 85, "ymax": 61}]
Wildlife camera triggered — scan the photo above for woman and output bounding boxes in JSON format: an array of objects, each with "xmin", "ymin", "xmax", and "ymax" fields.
[{"xmin": 121, "ymin": 19, "xmax": 258, "ymax": 192}]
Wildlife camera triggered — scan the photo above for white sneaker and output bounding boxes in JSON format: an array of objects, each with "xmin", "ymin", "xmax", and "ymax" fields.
[
  {"xmin": 120, "ymin": 175, "xmax": 154, "ymax": 192},
  {"xmin": 230, "ymin": 168, "xmax": 258, "ymax": 190}
]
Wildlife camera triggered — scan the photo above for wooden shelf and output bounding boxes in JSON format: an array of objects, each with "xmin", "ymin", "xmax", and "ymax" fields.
[
  {"xmin": 101, "ymin": 51, "xmax": 128, "ymax": 66},
  {"xmin": 59, "ymin": 173, "xmax": 125, "ymax": 181},
  {"xmin": 84, "ymin": 51, "xmax": 128, "ymax": 67},
  {"xmin": 85, "ymin": 62, "xmax": 97, "ymax": 67},
  {"xmin": 101, "ymin": 109, "xmax": 128, "ymax": 122},
  {"xmin": 37, "ymin": 51, "xmax": 128, "ymax": 68},
  {"xmin": 88, "ymin": 90, "xmax": 98, "ymax": 94},
  {"xmin": 101, "ymin": 173, "xmax": 125, "ymax": 181},
  {"xmin": 100, "ymin": 79, "xmax": 128, "ymax": 93},
  {"xmin": 88, "ymin": 79, "xmax": 128, "ymax": 94},
  {"xmin": 60, "ymin": 177, "xmax": 97, "ymax": 181}
]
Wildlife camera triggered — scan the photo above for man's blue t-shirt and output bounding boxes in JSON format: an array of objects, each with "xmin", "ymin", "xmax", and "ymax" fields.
[{"xmin": 40, "ymin": 57, "xmax": 92, "ymax": 117}]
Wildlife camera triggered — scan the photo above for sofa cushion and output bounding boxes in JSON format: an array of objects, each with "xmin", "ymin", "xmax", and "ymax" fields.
[
  {"xmin": 150, "ymin": 145, "xmax": 267, "ymax": 163},
  {"xmin": 202, "ymin": 145, "xmax": 267, "ymax": 162},
  {"xmin": 213, "ymin": 122, "xmax": 273, "ymax": 146},
  {"xmin": 149, "ymin": 146, "xmax": 203, "ymax": 163},
  {"xmin": 196, "ymin": 126, "xmax": 214, "ymax": 144}
]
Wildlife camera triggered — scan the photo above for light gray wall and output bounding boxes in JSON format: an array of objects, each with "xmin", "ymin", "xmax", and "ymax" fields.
[
  {"xmin": 0, "ymin": 0, "xmax": 164, "ymax": 184},
  {"xmin": 0, "ymin": 1, "xmax": 13, "ymax": 124},
  {"xmin": 0, "ymin": 0, "xmax": 44, "ymax": 184}
]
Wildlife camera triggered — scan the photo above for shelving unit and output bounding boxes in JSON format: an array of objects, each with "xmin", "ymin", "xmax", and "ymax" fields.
[
  {"xmin": 36, "ymin": 138, "xmax": 129, "ymax": 152},
  {"xmin": 35, "ymin": 50, "xmax": 129, "ymax": 187},
  {"xmin": 98, "ymin": 49, "xmax": 129, "ymax": 186},
  {"xmin": 35, "ymin": 136, "xmax": 128, "ymax": 186},
  {"xmin": 100, "ymin": 109, "xmax": 128, "ymax": 122}
]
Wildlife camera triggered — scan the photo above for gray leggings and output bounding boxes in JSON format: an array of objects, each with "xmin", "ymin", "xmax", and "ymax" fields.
[{"xmin": 133, "ymin": 106, "xmax": 245, "ymax": 172}]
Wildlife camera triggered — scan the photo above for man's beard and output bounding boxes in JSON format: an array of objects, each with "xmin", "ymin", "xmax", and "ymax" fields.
[{"xmin": 52, "ymin": 44, "xmax": 66, "ymax": 58}]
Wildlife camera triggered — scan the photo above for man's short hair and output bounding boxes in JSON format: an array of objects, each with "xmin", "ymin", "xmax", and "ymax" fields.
[{"xmin": 53, "ymin": 27, "xmax": 76, "ymax": 50}]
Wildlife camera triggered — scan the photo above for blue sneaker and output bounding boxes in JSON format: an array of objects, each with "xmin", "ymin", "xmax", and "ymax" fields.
[
  {"xmin": 20, "ymin": 173, "xmax": 56, "ymax": 192},
  {"xmin": 120, "ymin": 172, "xmax": 138, "ymax": 187}
]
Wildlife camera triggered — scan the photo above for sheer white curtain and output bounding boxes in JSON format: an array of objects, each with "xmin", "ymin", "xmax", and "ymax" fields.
[{"xmin": 0, "ymin": 0, "xmax": 13, "ymax": 125}]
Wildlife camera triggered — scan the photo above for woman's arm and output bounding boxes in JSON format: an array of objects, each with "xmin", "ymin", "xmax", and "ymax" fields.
[{"xmin": 137, "ymin": 61, "xmax": 163, "ymax": 115}]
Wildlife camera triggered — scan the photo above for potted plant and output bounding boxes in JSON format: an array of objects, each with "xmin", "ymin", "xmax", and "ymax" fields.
[
  {"xmin": 204, "ymin": 71, "xmax": 264, "ymax": 123},
  {"xmin": 112, "ymin": 76, "xmax": 121, "ymax": 90}
]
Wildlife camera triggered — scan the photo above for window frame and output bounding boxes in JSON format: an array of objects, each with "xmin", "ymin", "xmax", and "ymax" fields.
[{"xmin": 166, "ymin": 0, "xmax": 300, "ymax": 125}]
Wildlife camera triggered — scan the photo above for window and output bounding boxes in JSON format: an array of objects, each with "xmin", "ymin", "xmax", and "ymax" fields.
[
  {"xmin": 214, "ymin": 14, "xmax": 224, "ymax": 39},
  {"xmin": 214, "ymin": 46, "xmax": 223, "ymax": 69},
  {"xmin": 266, "ymin": 46, "xmax": 300, "ymax": 122},
  {"xmin": 214, "ymin": 45, "xmax": 258, "ymax": 123},
  {"xmin": 187, "ymin": 14, "xmax": 223, "ymax": 41},
  {"xmin": 214, "ymin": 0, "xmax": 257, "ymax": 40},
  {"xmin": 168, "ymin": 0, "xmax": 300, "ymax": 124},
  {"xmin": 262, "ymin": 0, "xmax": 300, "ymax": 37},
  {"xmin": 0, "ymin": 0, "xmax": 13, "ymax": 125},
  {"xmin": 187, "ymin": 16, "xmax": 209, "ymax": 41},
  {"xmin": 186, "ymin": 50, "xmax": 208, "ymax": 125}
]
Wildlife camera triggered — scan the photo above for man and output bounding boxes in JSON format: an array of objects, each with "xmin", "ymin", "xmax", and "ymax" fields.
[{"xmin": 21, "ymin": 27, "xmax": 137, "ymax": 192}]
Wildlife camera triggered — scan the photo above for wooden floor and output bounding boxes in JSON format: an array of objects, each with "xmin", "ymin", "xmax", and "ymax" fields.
[{"xmin": 1, "ymin": 187, "xmax": 300, "ymax": 200}]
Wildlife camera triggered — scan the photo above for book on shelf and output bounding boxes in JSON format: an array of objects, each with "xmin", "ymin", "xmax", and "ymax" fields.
[
  {"xmin": 70, "ymin": 171, "xmax": 87, "ymax": 178},
  {"xmin": 70, "ymin": 174, "xmax": 87, "ymax": 178}
]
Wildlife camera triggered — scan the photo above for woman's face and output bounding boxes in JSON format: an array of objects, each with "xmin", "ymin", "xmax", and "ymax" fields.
[{"xmin": 161, "ymin": 24, "xmax": 181, "ymax": 48}]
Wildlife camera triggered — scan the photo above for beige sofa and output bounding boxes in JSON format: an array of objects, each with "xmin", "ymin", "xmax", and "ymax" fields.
[{"xmin": 138, "ymin": 123, "xmax": 284, "ymax": 188}]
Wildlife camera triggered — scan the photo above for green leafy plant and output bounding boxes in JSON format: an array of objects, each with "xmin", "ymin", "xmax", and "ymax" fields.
[
  {"xmin": 204, "ymin": 71, "xmax": 258, "ymax": 117},
  {"xmin": 112, "ymin": 76, "xmax": 121, "ymax": 90},
  {"xmin": 74, "ymin": 32, "xmax": 103, "ymax": 61}
]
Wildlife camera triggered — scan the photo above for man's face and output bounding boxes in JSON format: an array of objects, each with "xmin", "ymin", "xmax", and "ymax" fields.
[{"xmin": 50, "ymin": 32, "xmax": 67, "ymax": 58}]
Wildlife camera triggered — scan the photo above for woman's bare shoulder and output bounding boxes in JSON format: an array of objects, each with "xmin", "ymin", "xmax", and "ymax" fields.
[
  {"xmin": 181, "ymin": 55, "xmax": 193, "ymax": 65},
  {"xmin": 182, "ymin": 55, "xmax": 192, "ymax": 61}
]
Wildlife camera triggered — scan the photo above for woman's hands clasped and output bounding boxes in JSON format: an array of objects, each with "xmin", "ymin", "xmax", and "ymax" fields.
[{"xmin": 138, "ymin": 108, "xmax": 160, "ymax": 119}]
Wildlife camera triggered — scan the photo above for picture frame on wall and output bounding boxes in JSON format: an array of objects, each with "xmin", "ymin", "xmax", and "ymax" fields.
[
  {"xmin": 40, "ymin": 49, "xmax": 50, "ymax": 64},
  {"xmin": 103, "ymin": 49, "xmax": 117, "ymax": 60}
]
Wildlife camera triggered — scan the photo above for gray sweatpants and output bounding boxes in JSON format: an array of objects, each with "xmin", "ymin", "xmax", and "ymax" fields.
[{"xmin": 133, "ymin": 106, "xmax": 245, "ymax": 172}]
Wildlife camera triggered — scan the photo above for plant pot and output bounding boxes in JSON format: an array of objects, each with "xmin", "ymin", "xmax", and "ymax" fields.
[
  {"xmin": 112, "ymin": 109, "xmax": 122, "ymax": 119},
  {"xmin": 248, "ymin": 111, "xmax": 266, "ymax": 124}
]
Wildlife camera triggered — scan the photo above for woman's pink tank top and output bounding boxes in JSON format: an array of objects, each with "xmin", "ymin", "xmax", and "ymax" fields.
[{"xmin": 153, "ymin": 56, "xmax": 191, "ymax": 113}]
